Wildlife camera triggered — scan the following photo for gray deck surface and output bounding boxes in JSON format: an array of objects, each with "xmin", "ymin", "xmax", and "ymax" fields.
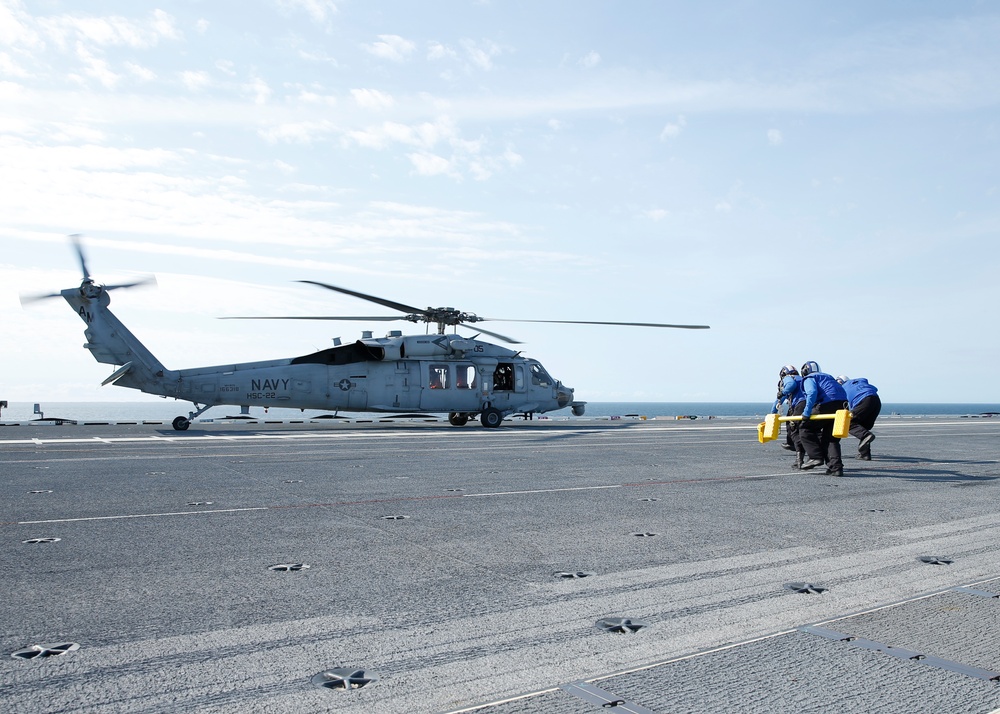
[{"xmin": 2, "ymin": 416, "xmax": 1000, "ymax": 713}]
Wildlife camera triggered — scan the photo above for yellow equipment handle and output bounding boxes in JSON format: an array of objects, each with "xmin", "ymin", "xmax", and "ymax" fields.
[{"xmin": 757, "ymin": 410, "xmax": 852, "ymax": 443}]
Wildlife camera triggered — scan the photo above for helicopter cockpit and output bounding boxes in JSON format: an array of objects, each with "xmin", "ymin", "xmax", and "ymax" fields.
[{"xmin": 529, "ymin": 361, "xmax": 553, "ymax": 387}]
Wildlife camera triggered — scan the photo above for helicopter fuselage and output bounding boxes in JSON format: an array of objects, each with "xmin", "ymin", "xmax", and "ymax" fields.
[{"xmin": 63, "ymin": 287, "xmax": 582, "ymax": 429}]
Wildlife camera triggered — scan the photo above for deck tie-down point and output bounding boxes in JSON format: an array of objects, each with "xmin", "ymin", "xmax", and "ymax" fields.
[
  {"xmin": 11, "ymin": 642, "xmax": 80, "ymax": 660},
  {"xmin": 311, "ymin": 667, "xmax": 378, "ymax": 690},
  {"xmin": 269, "ymin": 563, "xmax": 311, "ymax": 572},
  {"xmin": 785, "ymin": 582, "xmax": 827, "ymax": 594},
  {"xmin": 597, "ymin": 617, "xmax": 648, "ymax": 634},
  {"xmin": 918, "ymin": 555, "xmax": 953, "ymax": 565}
]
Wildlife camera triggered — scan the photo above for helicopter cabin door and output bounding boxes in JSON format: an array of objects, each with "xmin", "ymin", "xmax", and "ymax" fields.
[
  {"xmin": 419, "ymin": 362, "xmax": 481, "ymax": 412},
  {"xmin": 487, "ymin": 361, "xmax": 525, "ymax": 410}
]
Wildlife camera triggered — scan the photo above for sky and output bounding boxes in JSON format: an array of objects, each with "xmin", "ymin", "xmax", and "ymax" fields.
[{"xmin": 2, "ymin": 0, "xmax": 999, "ymax": 405}]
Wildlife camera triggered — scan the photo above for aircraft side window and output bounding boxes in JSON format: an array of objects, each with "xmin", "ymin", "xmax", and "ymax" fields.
[
  {"xmin": 514, "ymin": 365, "xmax": 524, "ymax": 391},
  {"xmin": 456, "ymin": 364, "xmax": 476, "ymax": 389},
  {"xmin": 493, "ymin": 363, "xmax": 514, "ymax": 391},
  {"xmin": 429, "ymin": 364, "xmax": 449, "ymax": 389}
]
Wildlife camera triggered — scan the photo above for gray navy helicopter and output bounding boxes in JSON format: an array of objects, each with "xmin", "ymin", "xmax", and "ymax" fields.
[{"xmin": 25, "ymin": 237, "xmax": 709, "ymax": 430}]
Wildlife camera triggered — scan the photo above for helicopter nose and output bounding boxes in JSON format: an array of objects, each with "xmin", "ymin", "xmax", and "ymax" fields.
[{"xmin": 556, "ymin": 386, "xmax": 573, "ymax": 409}]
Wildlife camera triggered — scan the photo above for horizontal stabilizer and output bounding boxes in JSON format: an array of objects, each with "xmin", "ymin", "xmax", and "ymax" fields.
[{"xmin": 102, "ymin": 361, "xmax": 134, "ymax": 386}]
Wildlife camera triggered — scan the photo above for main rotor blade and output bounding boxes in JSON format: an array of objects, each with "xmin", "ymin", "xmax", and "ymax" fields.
[
  {"xmin": 298, "ymin": 280, "xmax": 423, "ymax": 315},
  {"xmin": 70, "ymin": 234, "xmax": 91, "ymax": 281},
  {"xmin": 485, "ymin": 318, "xmax": 710, "ymax": 330},
  {"xmin": 459, "ymin": 323, "xmax": 522, "ymax": 344},
  {"xmin": 220, "ymin": 315, "xmax": 401, "ymax": 321}
]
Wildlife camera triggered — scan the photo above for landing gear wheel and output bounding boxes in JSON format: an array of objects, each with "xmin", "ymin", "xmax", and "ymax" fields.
[
  {"xmin": 172, "ymin": 416, "xmax": 191, "ymax": 431},
  {"xmin": 480, "ymin": 408, "xmax": 503, "ymax": 428},
  {"xmin": 448, "ymin": 412, "xmax": 469, "ymax": 427}
]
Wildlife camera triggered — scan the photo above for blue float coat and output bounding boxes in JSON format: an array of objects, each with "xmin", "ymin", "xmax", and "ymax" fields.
[
  {"xmin": 842, "ymin": 378, "xmax": 878, "ymax": 410},
  {"xmin": 802, "ymin": 372, "xmax": 848, "ymax": 416},
  {"xmin": 772, "ymin": 375, "xmax": 805, "ymax": 413}
]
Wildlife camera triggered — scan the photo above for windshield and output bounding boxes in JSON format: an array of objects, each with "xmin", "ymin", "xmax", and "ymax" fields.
[{"xmin": 529, "ymin": 361, "xmax": 552, "ymax": 387}]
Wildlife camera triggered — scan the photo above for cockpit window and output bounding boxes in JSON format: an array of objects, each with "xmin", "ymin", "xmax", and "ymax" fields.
[{"xmin": 530, "ymin": 362, "xmax": 552, "ymax": 386}]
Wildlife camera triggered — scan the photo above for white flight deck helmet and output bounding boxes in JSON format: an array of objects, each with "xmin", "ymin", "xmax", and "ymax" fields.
[
  {"xmin": 836, "ymin": 375, "xmax": 849, "ymax": 384},
  {"xmin": 779, "ymin": 364, "xmax": 798, "ymax": 378},
  {"xmin": 800, "ymin": 361, "xmax": 821, "ymax": 377}
]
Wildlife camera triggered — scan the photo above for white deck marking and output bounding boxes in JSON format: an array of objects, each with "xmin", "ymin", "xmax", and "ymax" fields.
[{"xmin": 18, "ymin": 507, "xmax": 268, "ymax": 525}]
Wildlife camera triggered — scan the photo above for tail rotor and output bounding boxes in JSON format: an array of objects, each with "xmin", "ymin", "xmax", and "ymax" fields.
[{"xmin": 19, "ymin": 235, "xmax": 156, "ymax": 306}]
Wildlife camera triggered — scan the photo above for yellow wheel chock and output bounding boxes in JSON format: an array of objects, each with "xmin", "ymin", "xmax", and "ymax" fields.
[{"xmin": 758, "ymin": 410, "xmax": 852, "ymax": 443}]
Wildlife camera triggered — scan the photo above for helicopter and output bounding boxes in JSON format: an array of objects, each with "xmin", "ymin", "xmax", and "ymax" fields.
[{"xmin": 24, "ymin": 237, "xmax": 710, "ymax": 430}]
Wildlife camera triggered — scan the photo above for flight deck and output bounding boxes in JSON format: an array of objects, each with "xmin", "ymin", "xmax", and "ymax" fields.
[{"xmin": 2, "ymin": 417, "xmax": 1000, "ymax": 713}]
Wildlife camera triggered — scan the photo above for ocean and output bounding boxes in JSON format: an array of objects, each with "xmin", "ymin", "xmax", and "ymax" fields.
[{"xmin": 2, "ymin": 401, "xmax": 999, "ymax": 423}]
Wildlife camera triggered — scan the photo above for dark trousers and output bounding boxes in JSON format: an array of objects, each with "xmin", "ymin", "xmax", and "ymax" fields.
[
  {"xmin": 849, "ymin": 395, "xmax": 882, "ymax": 456},
  {"xmin": 787, "ymin": 401, "xmax": 805, "ymax": 457},
  {"xmin": 799, "ymin": 400, "xmax": 846, "ymax": 471}
]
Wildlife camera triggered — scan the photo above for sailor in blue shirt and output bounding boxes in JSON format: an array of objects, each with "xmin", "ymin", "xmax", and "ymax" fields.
[
  {"xmin": 837, "ymin": 376, "xmax": 881, "ymax": 460},
  {"xmin": 772, "ymin": 364, "xmax": 807, "ymax": 467},
  {"xmin": 799, "ymin": 361, "xmax": 849, "ymax": 476}
]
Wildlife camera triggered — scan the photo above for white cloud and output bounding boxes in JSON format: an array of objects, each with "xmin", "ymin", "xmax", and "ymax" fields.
[
  {"xmin": 503, "ymin": 146, "xmax": 523, "ymax": 167},
  {"xmin": 180, "ymin": 70, "xmax": 211, "ymax": 91},
  {"xmin": 351, "ymin": 87, "xmax": 394, "ymax": 109},
  {"xmin": 660, "ymin": 115, "xmax": 686, "ymax": 140},
  {"xmin": 293, "ymin": 87, "xmax": 337, "ymax": 105},
  {"xmin": 0, "ymin": 51, "xmax": 29, "ymax": 77},
  {"xmin": 276, "ymin": 0, "xmax": 338, "ymax": 25},
  {"xmin": 714, "ymin": 201, "xmax": 732, "ymax": 213},
  {"xmin": 579, "ymin": 51, "xmax": 601, "ymax": 69},
  {"xmin": 0, "ymin": 1, "xmax": 41, "ymax": 48},
  {"xmin": 427, "ymin": 42, "xmax": 457, "ymax": 61},
  {"xmin": 149, "ymin": 9, "xmax": 180, "ymax": 40},
  {"xmin": 408, "ymin": 152, "xmax": 455, "ymax": 177},
  {"xmin": 461, "ymin": 39, "xmax": 501, "ymax": 71},
  {"xmin": 340, "ymin": 116, "xmax": 519, "ymax": 182},
  {"xmin": 365, "ymin": 34, "xmax": 415, "ymax": 62},
  {"xmin": 1, "ymin": 140, "xmax": 180, "ymax": 171},
  {"xmin": 645, "ymin": 209, "xmax": 668, "ymax": 221},
  {"xmin": 243, "ymin": 76, "xmax": 272, "ymax": 104},
  {"xmin": 75, "ymin": 41, "xmax": 120, "ymax": 89},
  {"xmin": 37, "ymin": 9, "xmax": 180, "ymax": 50},
  {"xmin": 258, "ymin": 120, "xmax": 337, "ymax": 144},
  {"xmin": 767, "ymin": 128, "xmax": 783, "ymax": 145},
  {"xmin": 297, "ymin": 49, "xmax": 339, "ymax": 66},
  {"xmin": 195, "ymin": 18, "xmax": 209, "ymax": 33},
  {"xmin": 124, "ymin": 61, "xmax": 156, "ymax": 82},
  {"xmin": 215, "ymin": 59, "xmax": 236, "ymax": 76},
  {"xmin": 343, "ymin": 117, "xmax": 456, "ymax": 151},
  {"xmin": 49, "ymin": 123, "xmax": 107, "ymax": 143}
]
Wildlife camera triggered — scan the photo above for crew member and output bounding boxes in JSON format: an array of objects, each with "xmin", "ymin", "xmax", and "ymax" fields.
[
  {"xmin": 799, "ymin": 361, "xmax": 848, "ymax": 477},
  {"xmin": 772, "ymin": 365, "xmax": 806, "ymax": 468},
  {"xmin": 776, "ymin": 364, "xmax": 798, "ymax": 452},
  {"xmin": 837, "ymin": 376, "xmax": 881, "ymax": 460}
]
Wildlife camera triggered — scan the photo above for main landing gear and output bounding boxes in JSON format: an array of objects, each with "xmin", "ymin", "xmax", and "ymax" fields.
[
  {"xmin": 449, "ymin": 411, "xmax": 504, "ymax": 428},
  {"xmin": 479, "ymin": 407, "xmax": 503, "ymax": 428}
]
